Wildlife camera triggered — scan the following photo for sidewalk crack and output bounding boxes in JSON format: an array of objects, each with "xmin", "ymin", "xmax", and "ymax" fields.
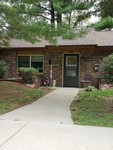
[{"xmin": 0, "ymin": 121, "xmax": 30, "ymax": 148}]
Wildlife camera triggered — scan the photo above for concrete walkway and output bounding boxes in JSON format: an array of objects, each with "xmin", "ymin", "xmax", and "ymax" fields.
[
  {"xmin": 0, "ymin": 88, "xmax": 113, "ymax": 150},
  {"xmin": 0, "ymin": 88, "xmax": 77, "ymax": 124}
]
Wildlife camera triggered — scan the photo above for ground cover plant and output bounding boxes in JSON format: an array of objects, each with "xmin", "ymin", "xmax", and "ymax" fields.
[
  {"xmin": 70, "ymin": 89, "xmax": 113, "ymax": 128},
  {"xmin": 0, "ymin": 81, "xmax": 52, "ymax": 115},
  {"xmin": 0, "ymin": 60, "xmax": 8, "ymax": 79}
]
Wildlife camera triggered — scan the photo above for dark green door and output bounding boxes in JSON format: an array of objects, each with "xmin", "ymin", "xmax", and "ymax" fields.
[{"xmin": 63, "ymin": 54, "xmax": 79, "ymax": 87}]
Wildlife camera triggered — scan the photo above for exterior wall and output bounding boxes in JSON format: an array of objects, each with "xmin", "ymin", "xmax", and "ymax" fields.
[
  {"xmin": 0, "ymin": 46, "xmax": 113, "ymax": 87},
  {"xmin": 80, "ymin": 47, "xmax": 113, "ymax": 87},
  {"xmin": 43, "ymin": 50, "xmax": 63, "ymax": 86},
  {"xmin": 0, "ymin": 49, "xmax": 17, "ymax": 78},
  {"xmin": 43, "ymin": 46, "xmax": 80, "ymax": 87}
]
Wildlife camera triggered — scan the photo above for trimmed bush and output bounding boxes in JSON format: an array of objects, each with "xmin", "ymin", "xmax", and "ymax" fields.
[
  {"xmin": 0, "ymin": 60, "xmax": 8, "ymax": 79},
  {"xmin": 19, "ymin": 67, "xmax": 38, "ymax": 84}
]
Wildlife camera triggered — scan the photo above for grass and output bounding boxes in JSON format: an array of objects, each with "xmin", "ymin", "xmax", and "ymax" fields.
[
  {"xmin": 70, "ymin": 89, "xmax": 113, "ymax": 128},
  {"xmin": 0, "ymin": 81, "xmax": 52, "ymax": 115}
]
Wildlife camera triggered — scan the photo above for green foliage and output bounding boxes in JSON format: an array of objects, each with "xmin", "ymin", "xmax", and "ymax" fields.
[
  {"xmin": 71, "ymin": 89, "xmax": 113, "ymax": 127},
  {"xmin": 0, "ymin": 0, "xmax": 96, "ymax": 46},
  {"xmin": 84, "ymin": 86, "xmax": 96, "ymax": 92},
  {"xmin": 19, "ymin": 67, "xmax": 37, "ymax": 84},
  {"xmin": 93, "ymin": 17, "xmax": 113, "ymax": 31},
  {"xmin": 100, "ymin": 53, "xmax": 113, "ymax": 76},
  {"xmin": 100, "ymin": 0, "xmax": 113, "ymax": 18},
  {"xmin": 0, "ymin": 60, "xmax": 8, "ymax": 79},
  {"xmin": 100, "ymin": 53, "xmax": 113, "ymax": 83},
  {"xmin": 0, "ymin": 81, "xmax": 43, "ymax": 115},
  {"xmin": 91, "ymin": 0, "xmax": 113, "ymax": 31}
]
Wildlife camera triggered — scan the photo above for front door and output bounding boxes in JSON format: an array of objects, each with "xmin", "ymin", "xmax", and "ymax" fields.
[{"xmin": 63, "ymin": 54, "xmax": 79, "ymax": 87}]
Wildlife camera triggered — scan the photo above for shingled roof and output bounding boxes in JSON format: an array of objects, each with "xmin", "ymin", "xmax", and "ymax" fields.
[{"xmin": 9, "ymin": 30, "xmax": 113, "ymax": 48}]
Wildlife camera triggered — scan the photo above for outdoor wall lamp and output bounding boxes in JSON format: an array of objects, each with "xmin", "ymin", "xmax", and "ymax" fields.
[{"xmin": 94, "ymin": 63, "xmax": 100, "ymax": 71}]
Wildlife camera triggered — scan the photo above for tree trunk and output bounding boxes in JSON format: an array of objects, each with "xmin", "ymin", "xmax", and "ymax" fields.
[{"xmin": 49, "ymin": 0, "xmax": 55, "ymax": 24}]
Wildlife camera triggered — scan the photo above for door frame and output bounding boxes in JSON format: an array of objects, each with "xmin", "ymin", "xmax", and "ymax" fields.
[{"xmin": 62, "ymin": 53, "xmax": 80, "ymax": 87}]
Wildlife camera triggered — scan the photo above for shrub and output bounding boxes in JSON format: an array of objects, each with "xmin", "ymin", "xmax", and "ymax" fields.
[
  {"xmin": 100, "ymin": 53, "xmax": 113, "ymax": 75},
  {"xmin": 84, "ymin": 86, "xmax": 96, "ymax": 92},
  {"xmin": 0, "ymin": 60, "xmax": 8, "ymax": 79},
  {"xmin": 19, "ymin": 67, "xmax": 38, "ymax": 84},
  {"xmin": 100, "ymin": 53, "xmax": 113, "ymax": 83}
]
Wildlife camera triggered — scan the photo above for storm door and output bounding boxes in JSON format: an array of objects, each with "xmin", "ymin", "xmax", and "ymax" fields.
[{"xmin": 63, "ymin": 54, "xmax": 79, "ymax": 87}]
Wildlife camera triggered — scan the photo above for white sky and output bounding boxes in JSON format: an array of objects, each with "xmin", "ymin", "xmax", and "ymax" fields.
[{"xmin": 89, "ymin": 15, "xmax": 100, "ymax": 23}]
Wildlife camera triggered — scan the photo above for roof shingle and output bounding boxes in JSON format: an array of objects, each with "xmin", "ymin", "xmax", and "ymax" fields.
[{"xmin": 9, "ymin": 30, "xmax": 113, "ymax": 48}]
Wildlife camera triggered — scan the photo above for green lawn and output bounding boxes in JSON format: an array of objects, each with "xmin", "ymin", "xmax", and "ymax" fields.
[
  {"xmin": 70, "ymin": 89, "xmax": 113, "ymax": 128},
  {"xmin": 0, "ymin": 81, "xmax": 51, "ymax": 115}
]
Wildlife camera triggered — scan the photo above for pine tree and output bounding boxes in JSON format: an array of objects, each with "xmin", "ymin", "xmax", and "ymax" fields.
[
  {"xmin": 93, "ymin": 0, "xmax": 113, "ymax": 31},
  {"xmin": 100, "ymin": 0, "xmax": 113, "ymax": 18},
  {"xmin": 0, "ymin": 0, "xmax": 96, "ymax": 47}
]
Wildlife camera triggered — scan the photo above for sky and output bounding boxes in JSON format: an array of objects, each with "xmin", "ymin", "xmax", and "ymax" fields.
[{"xmin": 89, "ymin": 15, "xmax": 100, "ymax": 23}]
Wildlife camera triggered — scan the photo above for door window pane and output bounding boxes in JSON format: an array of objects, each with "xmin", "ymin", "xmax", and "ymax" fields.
[
  {"xmin": 66, "ymin": 56, "xmax": 77, "ymax": 77},
  {"xmin": 18, "ymin": 56, "xmax": 30, "ymax": 67},
  {"xmin": 66, "ymin": 66, "xmax": 76, "ymax": 77},
  {"xmin": 66, "ymin": 56, "xmax": 77, "ymax": 66}
]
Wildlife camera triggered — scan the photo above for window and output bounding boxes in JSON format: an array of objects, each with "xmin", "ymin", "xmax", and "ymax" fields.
[
  {"xmin": 66, "ymin": 56, "xmax": 77, "ymax": 66},
  {"xmin": 66, "ymin": 56, "xmax": 77, "ymax": 77},
  {"xmin": 31, "ymin": 56, "xmax": 43, "ymax": 72},
  {"xmin": 18, "ymin": 56, "xmax": 30, "ymax": 67},
  {"xmin": 18, "ymin": 55, "xmax": 43, "ymax": 73}
]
